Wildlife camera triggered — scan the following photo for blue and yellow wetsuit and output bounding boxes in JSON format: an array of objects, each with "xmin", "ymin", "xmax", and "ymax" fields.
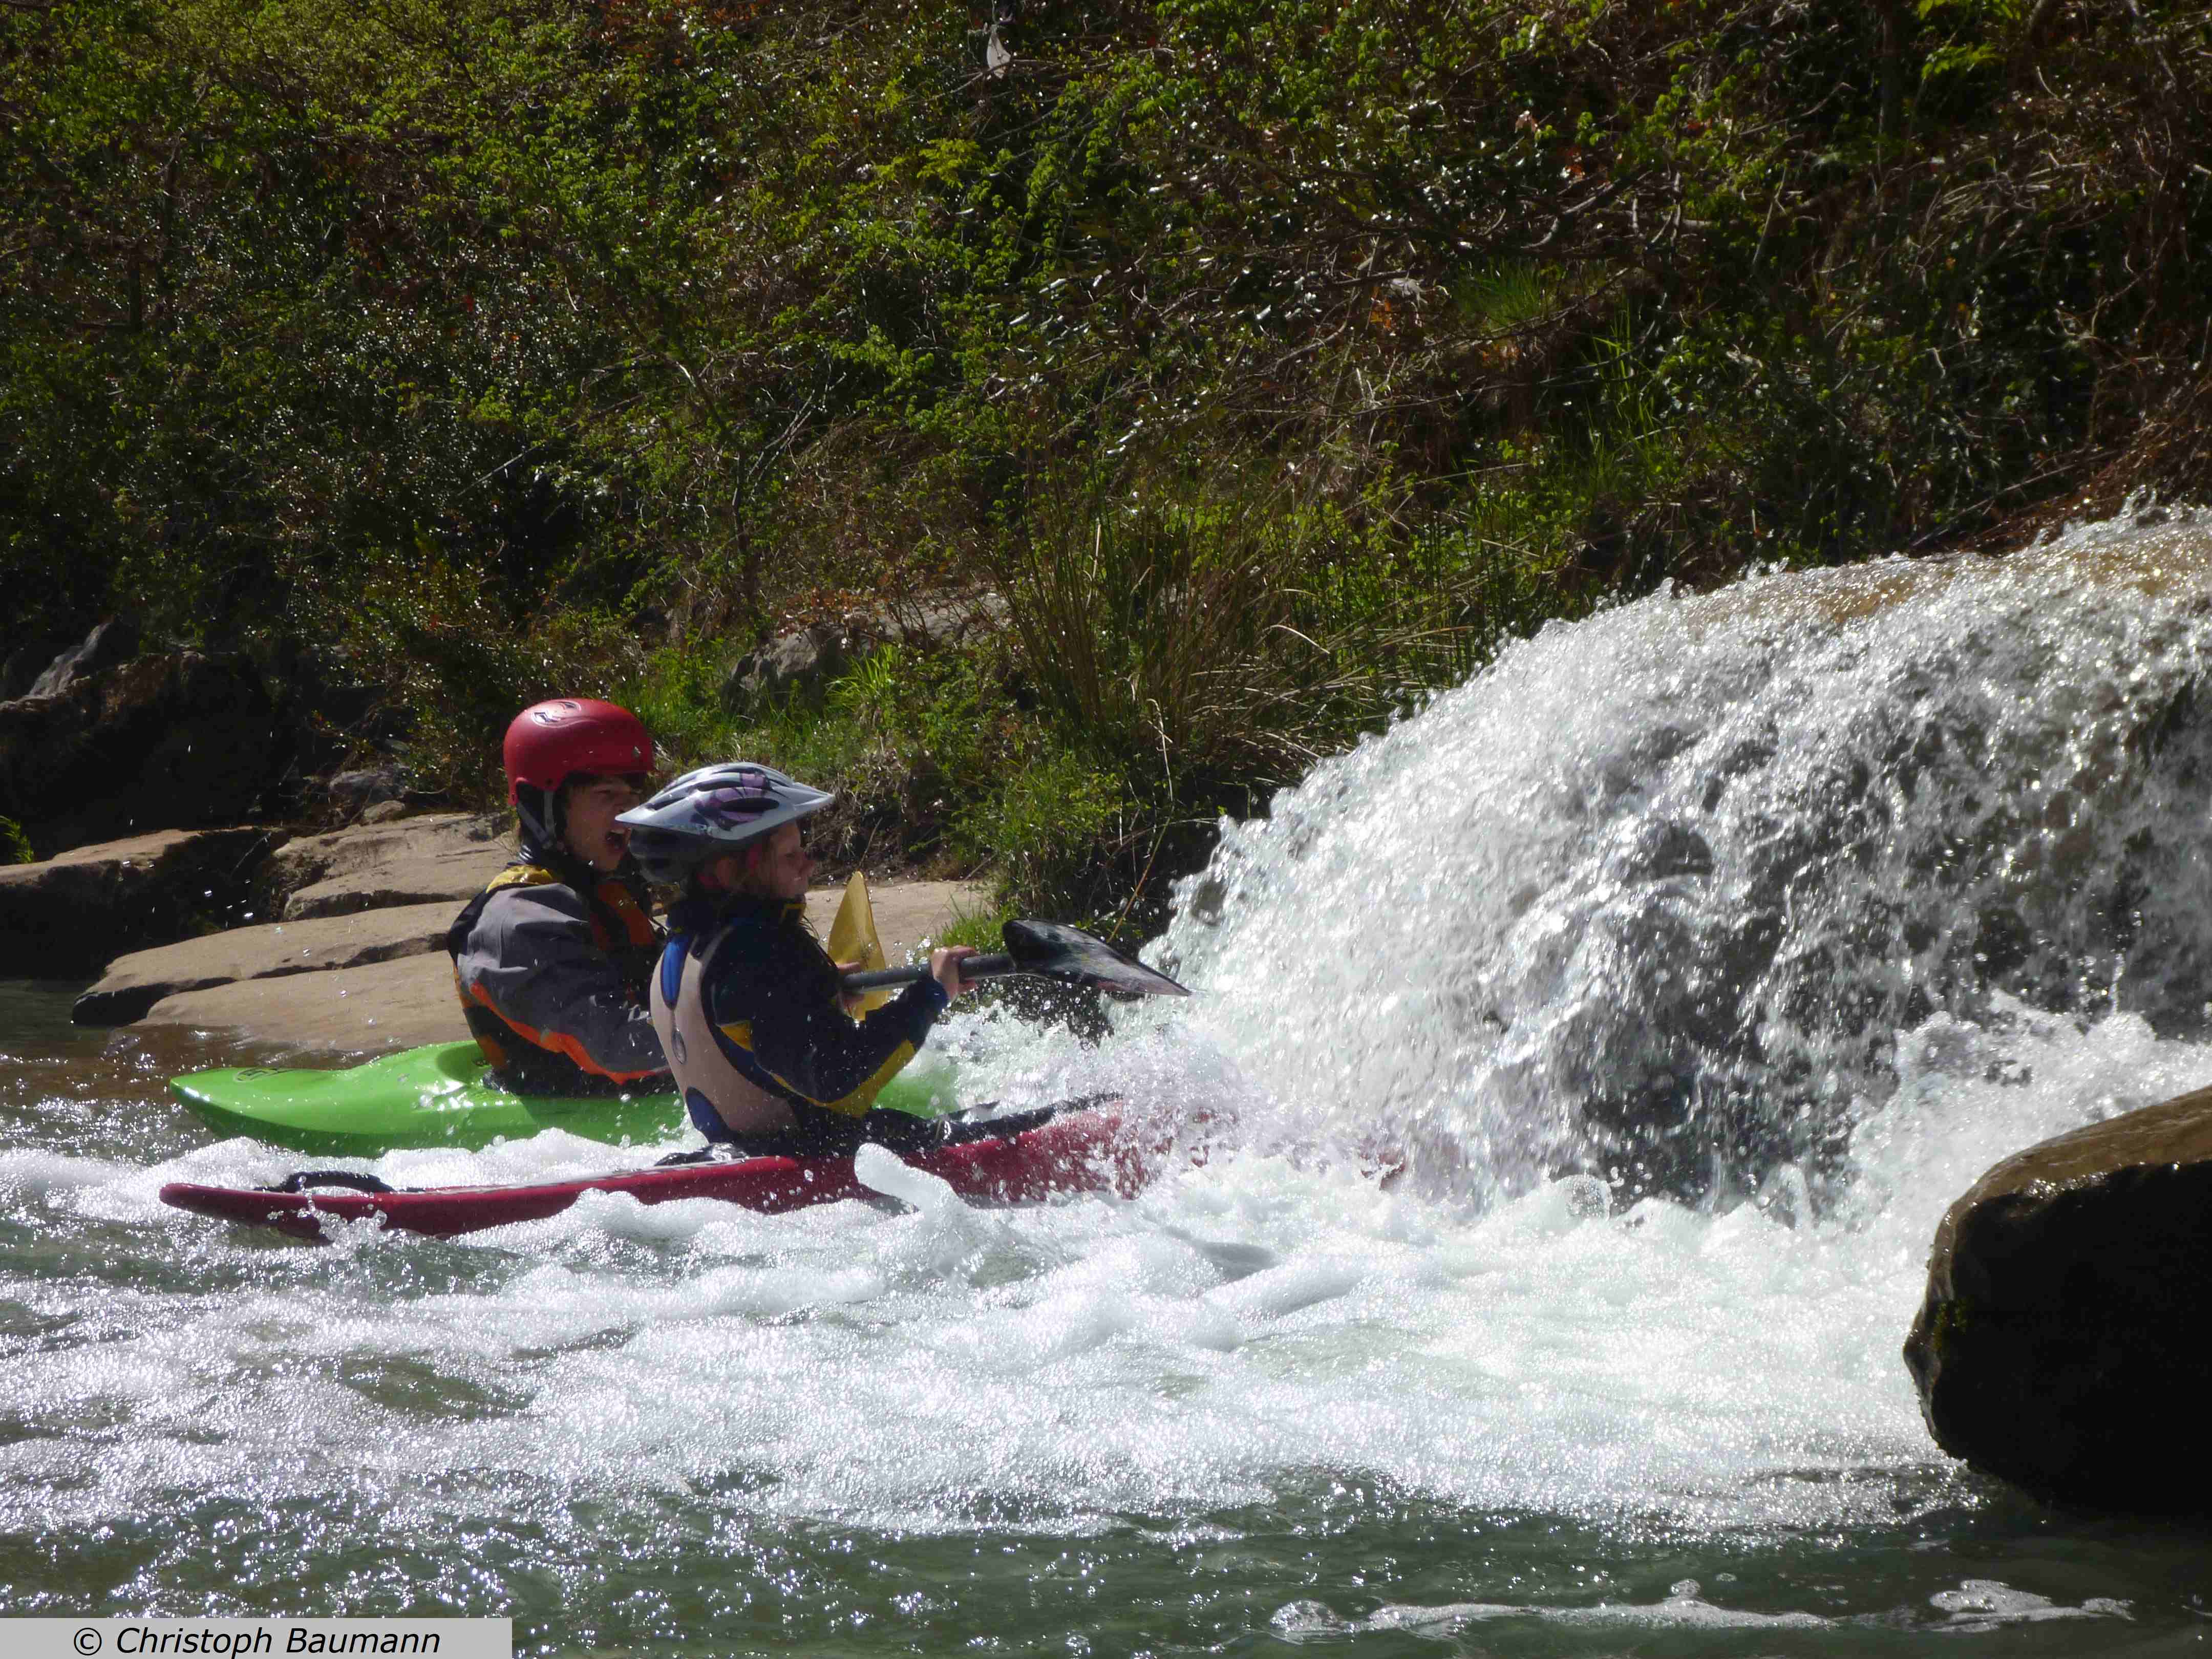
[{"xmin": 651, "ymin": 893, "xmax": 953, "ymax": 1155}]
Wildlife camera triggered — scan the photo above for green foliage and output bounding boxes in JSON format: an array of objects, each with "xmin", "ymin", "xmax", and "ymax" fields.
[
  {"xmin": 722, "ymin": 643, "xmax": 1007, "ymax": 875},
  {"xmin": 618, "ymin": 636, "xmax": 1137, "ymax": 918},
  {"xmin": 961, "ymin": 747, "xmax": 1131, "ymax": 922},
  {"xmin": 1002, "ymin": 488, "xmax": 1294, "ymax": 783},
  {"xmin": 297, "ymin": 540, "xmax": 647, "ymax": 800},
  {"xmin": 0, "ymin": 815, "xmax": 33, "ymax": 865},
  {"xmin": 5, "ymin": 0, "xmax": 2208, "ymax": 900},
  {"xmin": 929, "ymin": 906, "xmax": 1011, "ymax": 955},
  {"xmin": 612, "ymin": 645, "xmax": 742, "ymax": 776}
]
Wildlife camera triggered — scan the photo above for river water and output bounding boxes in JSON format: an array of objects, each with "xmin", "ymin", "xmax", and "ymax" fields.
[{"xmin": 9, "ymin": 514, "xmax": 2212, "ymax": 1653}]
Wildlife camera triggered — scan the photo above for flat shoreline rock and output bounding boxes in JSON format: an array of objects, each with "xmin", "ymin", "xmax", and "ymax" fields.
[
  {"xmin": 272, "ymin": 812, "xmax": 512, "ymax": 919},
  {"xmin": 850, "ymin": 879, "xmax": 987, "ymax": 963},
  {"xmin": 134, "ymin": 876, "xmax": 989, "ymax": 1057},
  {"xmin": 140, "ymin": 952, "xmax": 465, "ymax": 1053},
  {"xmin": 1903, "ymin": 1084, "xmax": 2212, "ymax": 1513},
  {"xmin": 74, "ymin": 901, "xmax": 461, "ymax": 1026}
]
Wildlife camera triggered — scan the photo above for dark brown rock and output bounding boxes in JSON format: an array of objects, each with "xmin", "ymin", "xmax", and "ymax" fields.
[
  {"xmin": 0, "ymin": 649, "xmax": 283, "ymax": 857},
  {"xmin": 0, "ymin": 826, "xmax": 287, "ymax": 976},
  {"xmin": 1902, "ymin": 1086, "xmax": 2212, "ymax": 1512}
]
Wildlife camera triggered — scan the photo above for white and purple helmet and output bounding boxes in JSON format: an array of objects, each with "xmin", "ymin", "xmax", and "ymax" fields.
[{"xmin": 616, "ymin": 762, "xmax": 835, "ymax": 883}]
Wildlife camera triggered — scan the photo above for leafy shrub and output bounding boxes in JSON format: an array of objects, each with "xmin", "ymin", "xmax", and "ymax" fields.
[
  {"xmin": 613, "ymin": 645, "xmax": 743, "ymax": 777},
  {"xmin": 296, "ymin": 541, "xmax": 646, "ymax": 803},
  {"xmin": 7, "ymin": 0, "xmax": 2209, "ymax": 919}
]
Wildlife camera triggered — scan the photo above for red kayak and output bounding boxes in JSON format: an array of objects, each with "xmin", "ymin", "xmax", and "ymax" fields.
[{"xmin": 161, "ymin": 1106, "xmax": 1150, "ymax": 1243}]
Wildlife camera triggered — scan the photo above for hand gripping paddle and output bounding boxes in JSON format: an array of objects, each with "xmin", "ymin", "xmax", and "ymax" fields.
[{"xmin": 839, "ymin": 919, "xmax": 1189, "ymax": 999}]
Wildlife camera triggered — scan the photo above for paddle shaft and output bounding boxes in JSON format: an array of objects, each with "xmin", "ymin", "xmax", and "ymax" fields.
[
  {"xmin": 843, "ymin": 954, "xmax": 1012, "ymax": 991},
  {"xmin": 835, "ymin": 918, "xmax": 1188, "ymax": 999}
]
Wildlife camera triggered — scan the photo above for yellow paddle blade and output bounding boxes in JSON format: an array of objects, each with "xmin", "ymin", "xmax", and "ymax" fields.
[{"xmin": 826, "ymin": 870, "xmax": 893, "ymax": 1014}]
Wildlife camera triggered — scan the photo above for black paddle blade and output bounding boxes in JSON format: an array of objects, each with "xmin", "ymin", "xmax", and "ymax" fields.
[
  {"xmin": 838, "ymin": 921, "xmax": 1192, "ymax": 997},
  {"xmin": 1002, "ymin": 919, "xmax": 1189, "ymax": 998}
]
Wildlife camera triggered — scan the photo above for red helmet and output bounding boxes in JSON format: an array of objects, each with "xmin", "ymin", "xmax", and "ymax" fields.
[{"xmin": 503, "ymin": 699, "xmax": 654, "ymax": 803}]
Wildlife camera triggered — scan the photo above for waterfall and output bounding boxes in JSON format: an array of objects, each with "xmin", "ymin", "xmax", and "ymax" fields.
[{"xmin": 1158, "ymin": 510, "xmax": 2212, "ymax": 1208}]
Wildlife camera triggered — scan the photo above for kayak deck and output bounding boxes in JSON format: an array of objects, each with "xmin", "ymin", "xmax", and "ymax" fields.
[
  {"xmin": 170, "ymin": 1040, "xmax": 955, "ymax": 1156},
  {"xmin": 159, "ymin": 1106, "xmax": 1148, "ymax": 1242}
]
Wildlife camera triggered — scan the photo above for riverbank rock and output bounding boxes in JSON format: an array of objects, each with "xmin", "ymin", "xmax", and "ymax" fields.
[
  {"xmin": 845, "ymin": 879, "xmax": 987, "ymax": 963},
  {"xmin": 139, "ymin": 951, "xmax": 465, "ymax": 1053},
  {"xmin": 1, "ymin": 630, "xmax": 80, "ymax": 700},
  {"xmin": 24, "ymin": 617, "xmax": 142, "ymax": 700},
  {"xmin": 0, "ymin": 826, "xmax": 286, "ymax": 976},
  {"xmin": 130, "ymin": 876, "xmax": 989, "ymax": 1056},
  {"xmin": 0, "ymin": 648, "xmax": 283, "ymax": 858},
  {"xmin": 1902, "ymin": 1086, "xmax": 2212, "ymax": 1513},
  {"xmin": 73, "ymin": 901, "xmax": 459, "ymax": 1025},
  {"xmin": 326, "ymin": 767, "xmax": 405, "ymax": 821},
  {"xmin": 270, "ymin": 812, "xmax": 512, "ymax": 920}
]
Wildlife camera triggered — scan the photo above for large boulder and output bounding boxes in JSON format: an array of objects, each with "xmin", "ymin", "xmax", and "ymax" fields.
[
  {"xmin": 269, "ymin": 812, "xmax": 513, "ymax": 920},
  {"xmin": 0, "ymin": 647, "xmax": 283, "ymax": 857},
  {"xmin": 325, "ymin": 767, "xmax": 405, "ymax": 822},
  {"xmin": 1902, "ymin": 1086, "xmax": 2212, "ymax": 1512},
  {"xmin": 1, "ymin": 632, "xmax": 76, "ymax": 701},
  {"xmin": 723, "ymin": 618, "xmax": 861, "ymax": 710},
  {"xmin": 72, "ymin": 900, "xmax": 460, "ymax": 1025},
  {"xmin": 0, "ymin": 826, "xmax": 286, "ymax": 976}
]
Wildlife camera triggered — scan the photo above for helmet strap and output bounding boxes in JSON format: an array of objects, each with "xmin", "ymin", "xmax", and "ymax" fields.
[{"xmin": 514, "ymin": 783, "xmax": 560, "ymax": 855}]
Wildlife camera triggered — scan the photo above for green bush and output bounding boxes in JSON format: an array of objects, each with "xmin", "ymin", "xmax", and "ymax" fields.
[
  {"xmin": 6, "ymin": 0, "xmax": 2207, "ymax": 912},
  {"xmin": 612, "ymin": 645, "xmax": 743, "ymax": 778},
  {"xmin": 297, "ymin": 542, "xmax": 647, "ymax": 803}
]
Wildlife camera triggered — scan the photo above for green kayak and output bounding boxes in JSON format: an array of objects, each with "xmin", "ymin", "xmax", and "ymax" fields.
[{"xmin": 171, "ymin": 1039, "xmax": 959, "ymax": 1156}]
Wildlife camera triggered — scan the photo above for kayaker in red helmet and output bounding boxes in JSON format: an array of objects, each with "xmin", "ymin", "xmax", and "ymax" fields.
[{"xmin": 444, "ymin": 698, "xmax": 672, "ymax": 1096}]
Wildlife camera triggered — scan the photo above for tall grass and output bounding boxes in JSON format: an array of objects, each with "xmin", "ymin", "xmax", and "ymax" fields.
[
  {"xmin": 1002, "ymin": 474, "xmax": 1423, "ymax": 796},
  {"xmin": 999, "ymin": 497, "xmax": 1295, "ymax": 786}
]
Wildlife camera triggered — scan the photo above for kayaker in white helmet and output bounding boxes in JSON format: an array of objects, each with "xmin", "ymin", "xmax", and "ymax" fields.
[
  {"xmin": 618, "ymin": 762, "xmax": 981, "ymax": 1153},
  {"xmin": 445, "ymin": 698, "xmax": 671, "ymax": 1096}
]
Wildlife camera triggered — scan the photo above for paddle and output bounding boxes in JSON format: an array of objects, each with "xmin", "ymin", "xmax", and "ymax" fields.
[{"xmin": 839, "ymin": 919, "xmax": 1189, "ymax": 999}]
